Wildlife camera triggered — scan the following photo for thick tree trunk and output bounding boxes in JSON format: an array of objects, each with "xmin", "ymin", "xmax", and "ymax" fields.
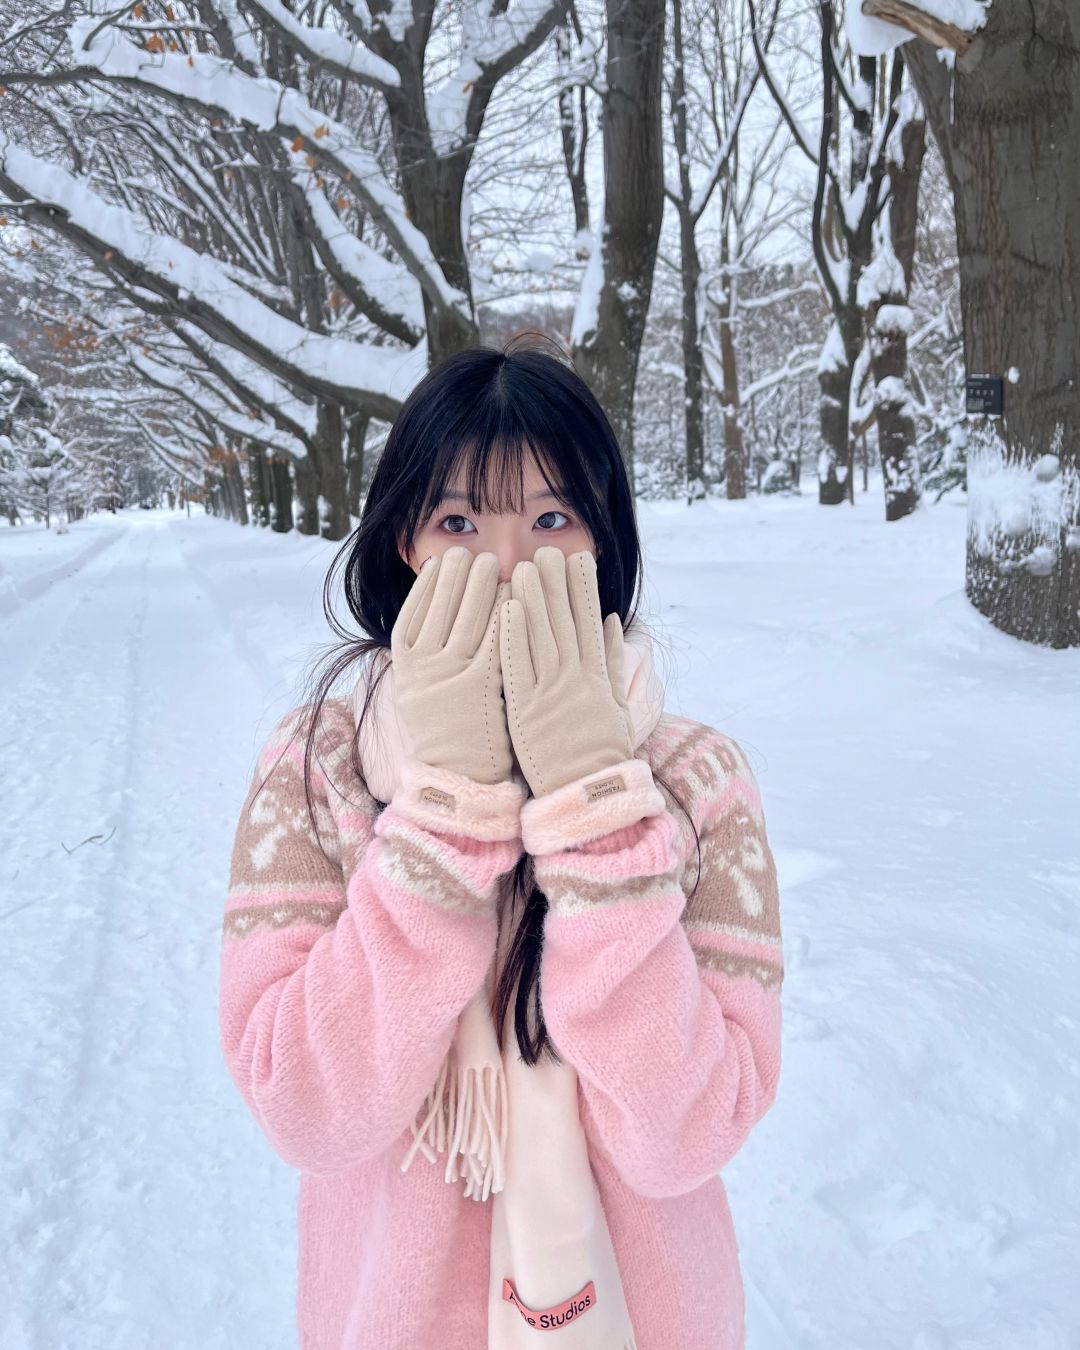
[
  {"xmin": 572, "ymin": 0, "xmax": 666, "ymax": 480},
  {"xmin": 906, "ymin": 2, "xmax": 1080, "ymax": 646},
  {"xmin": 311, "ymin": 402, "xmax": 350, "ymax": 540},
  {"xmin": 293, "ymin": 455, "xmax": 319, "ymax": 536}
]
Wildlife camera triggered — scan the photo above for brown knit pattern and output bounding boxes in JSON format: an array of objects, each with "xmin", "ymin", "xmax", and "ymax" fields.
[{"xmin": 225, "ymin": 702, "xmax": 782, "ymax": 994}]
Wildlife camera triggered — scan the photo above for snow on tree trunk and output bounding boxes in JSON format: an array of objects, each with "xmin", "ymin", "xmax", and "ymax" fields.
[
  {"xmin": 798, "ymin": 11, "xmax": 908, "ymax": 508},
  {"xmin": 817, "ymin": 311, "xmax": 861, "ymax": 505},
  {"xmin": 858, "ymin": 91, "xmax": 927, "ymax": 521},
  {"xmin": 906, "ymin": 0, "xmax": 1080, "ymax": 647}
]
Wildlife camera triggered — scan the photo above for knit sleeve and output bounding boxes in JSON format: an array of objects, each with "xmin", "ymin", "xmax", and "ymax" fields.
[
  {"xmin": 218, "ymin": 705, "xmax": 526, "ymax": 1177},
  {"xmin": 525, "ymin": 728, "xmax": 783, "ymax": 1200}
]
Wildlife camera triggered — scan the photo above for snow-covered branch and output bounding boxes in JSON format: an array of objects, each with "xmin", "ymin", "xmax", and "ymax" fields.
[
  {"xmin": 0, "ymin": 140, "xmax": 422, "ymax": 418},
  {"xmin": 299, "ymin": 179, "xmax": 424, "ymax": 343},
  {"xmin": 23, "ymin": 19, "xmax": 469, "ymax": 320},
  {"xmin": 127, "ymin": 345, "xmax": 309, "ymax": 463},
  {"xmin": 240, "ymin": 0, "xmax": 401, "ymax": 88}
]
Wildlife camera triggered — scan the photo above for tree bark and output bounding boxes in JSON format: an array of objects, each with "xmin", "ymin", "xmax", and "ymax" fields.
[
  {"xmin": 311, "ymin": 401, "xmax": 349, "ymax": 539},
  {"xmin": 346, "ymin": 413, "xmax": 369, "ymax": 522},
  {"xmin": 250, "ymin": 446, "xmax": 271, "ymax": 528},
  {"xmin": 868, "ymin": 106, "xmax": 926, "ymax": 521},
  {"xmin": 671, "ymin": 0, "xmax": 706, "ymax": 503},
  {"xmin": 270, "ymin": 456, "xmax": 293, "ymax": 533},
  {"xmin": 293, "ymin": 455, "xmax": 319, "ymax": 537},
  {"xmin": 556, "ymin": 16, "xmax": 591, "ymax": 246},
  {"xmin": 817, "ymin": 315, "xmax": 860, "ymax": 505},
  {"xmin": 572, "ymin": 0, "xmax": 666, "ymax": 480},
  {"xmin": 906, "ymin": 0, "xmax": 1080, "ymax": 647},
  {"xmin": 225, "ymin": 449, "xmax": 249, "ymax": 526},
  {"xmin": 718, "ymin": 206, "xmax": 747, "ymax": 500},
  {"xmin": 811, "ymin": 25, "xmax": 886, "ymax": 507}
]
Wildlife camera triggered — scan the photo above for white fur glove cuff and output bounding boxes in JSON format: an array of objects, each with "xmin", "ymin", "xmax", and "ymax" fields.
[
  {"xmin": 518, "ymin": 756, "xmax": 666, "ymax": 854},
  {"xmin": 394, "ymin": 758, "xmax": 528, "ymax": 842}
]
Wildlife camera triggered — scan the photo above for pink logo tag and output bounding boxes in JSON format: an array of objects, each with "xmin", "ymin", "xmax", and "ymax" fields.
[{"xmin": 502, "ymin": 1278, "xmax": 598, "ymax": 1331}]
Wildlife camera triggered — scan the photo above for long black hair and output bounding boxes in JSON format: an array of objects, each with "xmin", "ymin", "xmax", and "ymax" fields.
[{"xmin": 295, "ymin": 332, "xmax": 700, "ymax": 1065}]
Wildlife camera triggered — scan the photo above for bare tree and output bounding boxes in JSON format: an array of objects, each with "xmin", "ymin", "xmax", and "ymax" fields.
[
  {"xmin": 751, "ymin": 0, "xmax": 925, "ymax": 511},
  {"xmin": 668, "ymin": 0, "xmax": 768, "ymax": 501}
]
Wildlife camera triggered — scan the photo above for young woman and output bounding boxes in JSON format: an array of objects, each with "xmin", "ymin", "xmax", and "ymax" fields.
[{"xmin": 219, "ymin": 337, "xmax": 784, "ymax": 1349}]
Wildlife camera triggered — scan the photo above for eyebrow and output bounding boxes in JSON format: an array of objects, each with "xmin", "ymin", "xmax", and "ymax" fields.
[{"xmin": 434, "ymin": 489, "xmax": 563, "ymax": 505}]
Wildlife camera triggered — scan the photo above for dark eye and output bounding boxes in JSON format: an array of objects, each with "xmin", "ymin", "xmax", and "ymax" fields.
[
  {"xmin": 537, "ymin": 511, "xmax": 570, "ymax": 530},
  {"xmin": 438, "ymin": 515, "xmax": 476, "ymax": 535}
]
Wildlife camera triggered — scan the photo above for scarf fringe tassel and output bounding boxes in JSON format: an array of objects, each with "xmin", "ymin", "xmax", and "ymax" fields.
[
  {"xmin": 400, "ymin": 1050, "xmax": 509, "ymax": 1202},
  {"xmin": 400, "ymin": 1056, "xmax": 639, "ymax": 1350}
]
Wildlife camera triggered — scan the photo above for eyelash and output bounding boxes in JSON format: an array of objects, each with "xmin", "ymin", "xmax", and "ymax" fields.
[{"xmin": 436, "ymin": 510, "xmax": 572, "ymax": 535}]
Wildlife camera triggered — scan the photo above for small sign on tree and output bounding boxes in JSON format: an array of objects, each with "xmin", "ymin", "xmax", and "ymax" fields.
[{"xmin": 965, "ymin": 375, "xmax": 1004, "ymax": 417}]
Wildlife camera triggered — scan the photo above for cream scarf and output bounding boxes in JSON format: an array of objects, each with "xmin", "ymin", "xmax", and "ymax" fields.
[{"xmin": 352, "ymin": 621, "xmax": 665, "ymax": 1348}]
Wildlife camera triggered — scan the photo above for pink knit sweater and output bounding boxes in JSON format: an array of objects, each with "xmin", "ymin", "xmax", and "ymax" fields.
[{"xmin": 219, "ymin": 697, "xmax": 783, "ymax": 1350}]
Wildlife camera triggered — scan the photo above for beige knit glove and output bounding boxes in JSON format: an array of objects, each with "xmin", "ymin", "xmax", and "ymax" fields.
[
  {"xmin": 498, "ymin": 546, "xmax": 635, "ymax": 797},
  {"xmin": 391, "ymin": 546, "xmax": 515, "ymax": 785}
]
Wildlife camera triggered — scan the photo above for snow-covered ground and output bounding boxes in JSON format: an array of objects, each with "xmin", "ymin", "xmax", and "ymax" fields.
[
  {"xmin": 1, "ymin": 495, "xmax": 1077, "ymax": 1350},
  {"xmin": 0, "ymin": 516, "xmax": 124, "ymax": 615}
]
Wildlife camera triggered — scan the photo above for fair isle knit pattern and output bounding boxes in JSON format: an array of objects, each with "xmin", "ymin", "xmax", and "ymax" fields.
[{"xmin": 219, "ymin": 696, "xmax": 783, "ymax": 1350}]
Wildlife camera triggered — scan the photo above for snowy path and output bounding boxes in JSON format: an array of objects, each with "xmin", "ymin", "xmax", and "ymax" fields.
[
  {"xmin": 1, "ymin": 501, "xmax": 1078, "ymax": 1349},
  {"xmin": 1, "ymin": 514, "xmax": 300, "ymax": 1349}
]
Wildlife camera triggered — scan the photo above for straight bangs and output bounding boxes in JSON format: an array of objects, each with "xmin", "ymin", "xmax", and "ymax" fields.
[{"xmin": 398, "ymin": 386, "xmax": 612, "ymax": 567}]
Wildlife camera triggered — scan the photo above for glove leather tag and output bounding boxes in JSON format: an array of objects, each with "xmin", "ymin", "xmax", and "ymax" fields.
[
  {"xmin": 419, "ymin": 785, "xmax": 456, "ymax": 810},
  {"xmin": 584, "ymin": 773, "xmax": 626, "ymax": 803}
]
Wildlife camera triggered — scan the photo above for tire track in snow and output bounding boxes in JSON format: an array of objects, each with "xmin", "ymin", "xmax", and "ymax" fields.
[{"xmin": 10, "ymin": 523, "xmax": 124, "ymax": 604}]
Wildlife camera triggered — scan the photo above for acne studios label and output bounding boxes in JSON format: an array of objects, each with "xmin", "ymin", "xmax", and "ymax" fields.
[{"xmin": 501, "ymin": 1278, "xmax": 598, "ymax": 1331}]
